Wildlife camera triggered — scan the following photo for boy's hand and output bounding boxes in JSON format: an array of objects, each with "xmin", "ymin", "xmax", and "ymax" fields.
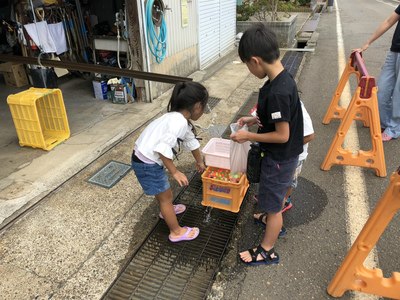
[
  {"xmin": 196, "ymin": 161, "xmax": 206, "ymax": 173},
  {"xmin": 172, "ymin": 170, "xmax": 189, "ymax": 186},
  {"xmin": 230, "ymin": 129, "xmax": 249, "ymax": 144},
  {"xmin": 237, "ymin": 116, "xmax": 257, "ymax": 127}
]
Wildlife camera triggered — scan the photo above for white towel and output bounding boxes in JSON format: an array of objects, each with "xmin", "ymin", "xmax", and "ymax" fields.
[
  {"xmin": 48, "ymin": 23, "xmax": 68, "ymax": 55},
  {"xmin": 24, "ymin": 21, "xmax": 56, "ymax": 53}
]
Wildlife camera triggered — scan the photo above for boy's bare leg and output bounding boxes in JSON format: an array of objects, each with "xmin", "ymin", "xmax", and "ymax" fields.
[
  {"xmin": 240, "ymin": 211, "xmax": 282, "ymax": 262},
  {"xmin": 282, "ymin": 187, "xmax": 293, "ymax": 209},
  {"xmin": 155, "ymin": 188, "xmax": 197, "ymax": 239}
]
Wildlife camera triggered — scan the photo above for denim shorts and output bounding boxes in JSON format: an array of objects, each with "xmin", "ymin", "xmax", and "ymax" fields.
[
  {"xmin": 290, "ymin": 159, "xmax": 304, "ymax": 189},
  {"xmin": 131, "ymin": 158, "xmax": 170, "ymax": 196},
  {"xmin": 257, "ymin": 155, "xmax": 299, "ymax": 213}
]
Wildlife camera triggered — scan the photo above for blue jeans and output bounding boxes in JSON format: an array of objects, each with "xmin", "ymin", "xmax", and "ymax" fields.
[{"xmin": 377, "ymin": 51, "xmax": 400, "ymax": 138}]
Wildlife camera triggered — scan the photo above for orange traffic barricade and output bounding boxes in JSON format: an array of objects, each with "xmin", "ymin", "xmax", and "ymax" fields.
[
  {"xmin": 327, "ymin": 167, "xmax": 400, "ymax": 299},
  {"xmin": 321, "ymin": 52, "xmax": 386, "ymax": 177}
]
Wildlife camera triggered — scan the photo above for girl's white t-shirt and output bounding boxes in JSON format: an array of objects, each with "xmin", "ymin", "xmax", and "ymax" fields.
[{"xmin": 135, "ymin": 112, "xmax": 200, "ymax": 166}]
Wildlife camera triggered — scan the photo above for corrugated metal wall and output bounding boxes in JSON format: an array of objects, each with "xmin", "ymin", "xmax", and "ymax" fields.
[{"xmin": 147, "ymin": 0, "xmax": 199, "ymax": 64}]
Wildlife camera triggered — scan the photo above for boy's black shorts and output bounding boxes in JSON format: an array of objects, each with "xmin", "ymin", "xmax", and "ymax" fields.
[{"xmin": 257, "ymin": 155, "xmax": 299, "ymax": 213}]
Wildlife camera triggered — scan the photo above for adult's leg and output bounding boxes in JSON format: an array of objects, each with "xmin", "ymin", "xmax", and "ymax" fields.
[
  {"xmin": 377, "ymin": 52, "xmax": 397, "ymax": 130},
  {"xmin": 384, "ymin": 52, "xmax": 400, "ymax": 138}
]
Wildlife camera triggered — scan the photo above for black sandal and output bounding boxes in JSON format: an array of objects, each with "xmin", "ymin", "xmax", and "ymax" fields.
[
  {"xmin": 254, "ymin": 213, "xmax": 287, "ymax": 236},
  {"xmin": 240, "ymin": 245, "xmax": 280, "ymax": 265}
]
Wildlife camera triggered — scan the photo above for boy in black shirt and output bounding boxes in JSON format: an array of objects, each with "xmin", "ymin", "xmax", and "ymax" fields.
[{"xmin": 231, "ymin": 23, "xmax": 303, "ymax": 265}]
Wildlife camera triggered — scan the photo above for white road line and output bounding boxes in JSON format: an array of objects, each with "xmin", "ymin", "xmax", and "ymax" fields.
[
  {"xmin": 376, "ymin": 0, "xmax": 397, "ymax": 8},
  {"xmin": 334, "ymin": 1, "xmax": 380, "ymax": 299}
]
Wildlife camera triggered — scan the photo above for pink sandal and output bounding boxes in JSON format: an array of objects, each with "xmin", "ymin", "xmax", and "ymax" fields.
[
  {"xmin": 159, "ymin": 204, "xmax": 186, "ymax": 219},
  {"xmin": 169, "ymin": 227, "xmax": 200, "ymax": 242}
]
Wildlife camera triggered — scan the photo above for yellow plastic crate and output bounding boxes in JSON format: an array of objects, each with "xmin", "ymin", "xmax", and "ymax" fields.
[
  {"xmin": 201, "ymin": 166, "xmax": 249, "ymax": 213},
  {"xmin": 7, "ymin": 88, "xmax": 70, "ymax": 151}
]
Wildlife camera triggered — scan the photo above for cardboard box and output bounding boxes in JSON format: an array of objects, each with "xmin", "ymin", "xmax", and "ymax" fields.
[
  {"xmin": 0, "ymin": 62, "xmax": 29, "ymax": 87},
  {"xmin": 111, "ymin": 84, "xmax": 128, "ymax": 104},
  {"xmin": 92, "ymin": 80, "xmax": 108, "ymax": 100}
]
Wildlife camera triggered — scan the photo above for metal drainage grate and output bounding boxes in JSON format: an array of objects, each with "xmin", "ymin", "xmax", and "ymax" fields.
[
  {"xmin": 102, "ymin": 172, "xmax": 244, "ymax": 300},
  {"xmin": 282, "ymin": 51, "xmax": 304, "ymax": 78},
  {"xmin": 302, "ymin": 13, "xmax": 320, "ymax": 32},
  {"xmin": 87, "ymin": 160, "xmax": 131, "ymax": 188},
  {"xmin": 204, "ymin": 97, "xmax": 222, "ymax": 114}
]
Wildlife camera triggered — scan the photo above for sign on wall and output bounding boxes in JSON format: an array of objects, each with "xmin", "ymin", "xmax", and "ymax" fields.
[{"xmin": 181, "ymin": 0, "xmax": 188, "ymax": 27}]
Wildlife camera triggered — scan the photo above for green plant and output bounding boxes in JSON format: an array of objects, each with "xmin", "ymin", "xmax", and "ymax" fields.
[
  {"xmin": 237, "ymin": 1, "xmax": 256, "ymax": 21},
  {"xmin": 252, "ymin": 0, "xmax": 292, "ymax": 22},
  {"xmin": 298, "ymin": 0, "xmax": 311, "ymax": 6}
]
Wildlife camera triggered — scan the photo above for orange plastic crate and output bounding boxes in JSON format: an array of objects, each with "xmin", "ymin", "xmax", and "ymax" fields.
[{"xmin": 201, "ymin": 166, "xmax": 249, "ymax": 213}]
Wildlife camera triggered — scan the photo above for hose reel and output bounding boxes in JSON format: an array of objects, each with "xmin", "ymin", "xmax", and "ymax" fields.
[
  {"xmin": 146, "ymin": 0, "xmax": 167, "ymax": 63},
  {"xmin": 150, "ymin": 0, "xmax": 165, "ymax": 27}
]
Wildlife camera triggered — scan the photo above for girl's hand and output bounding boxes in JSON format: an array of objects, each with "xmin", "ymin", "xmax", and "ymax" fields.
[
  {"xmin": 230, "ymin": 129, "xmax": 249, "ymax": 144},
  {"xmin": 172, "ymin": 170, "xmax": 189, "ymax": 186},
  {"xmin": 196, "ymin": 161, "xmax": 206, "ymax": 173}
]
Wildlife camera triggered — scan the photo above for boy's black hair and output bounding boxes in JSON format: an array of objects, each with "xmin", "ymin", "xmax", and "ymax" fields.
[{"xmin": 238, "ymin": 23, "xmax": 280, "ymax": 64}]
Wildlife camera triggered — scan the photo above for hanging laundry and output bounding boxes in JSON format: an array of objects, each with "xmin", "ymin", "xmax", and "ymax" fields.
[
  {"xmin": 48, "ymin": 23, "xmax": 68, "ymax": 55},
  {"xmin": 24, "ymin": 21, "xmax": 57, "ymax": 53}
]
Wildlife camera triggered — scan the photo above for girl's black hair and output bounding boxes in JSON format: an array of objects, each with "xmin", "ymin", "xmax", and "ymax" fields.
[
  {"xmin": 168, "ymin": 81, "xmax": 209, "ymax": 114},
  {"xmin": 238, "ymin": 23, "xmax": 280, "ymax": 64},
  {"xmin": 168, "ymin": 81, "xmax": 209, "ymax": 135}
]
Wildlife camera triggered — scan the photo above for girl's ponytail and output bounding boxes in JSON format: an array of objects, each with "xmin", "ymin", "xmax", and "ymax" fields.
[{"xmin": 168, "ymin": 81, "xmax": 208, "ymax": 114}]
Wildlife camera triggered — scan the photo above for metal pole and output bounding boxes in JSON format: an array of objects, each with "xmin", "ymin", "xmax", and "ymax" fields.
[
  {"xmin": 0, "ymin": 54, "xmax": 192, "ymax": 84},
  {"xmin": 138, "ymin": 0, "xmax": 153, "ymax": 102}
]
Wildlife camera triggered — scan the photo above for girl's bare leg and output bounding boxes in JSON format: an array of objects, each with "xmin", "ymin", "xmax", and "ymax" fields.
[{"xmin": 155, "ymin": 188, "xmax": 197, "ymax": 239}]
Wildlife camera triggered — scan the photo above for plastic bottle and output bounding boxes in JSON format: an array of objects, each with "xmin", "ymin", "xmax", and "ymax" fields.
[{"xmin": 246, "ymin": 142, "xmax": 263, "ymax": 183}]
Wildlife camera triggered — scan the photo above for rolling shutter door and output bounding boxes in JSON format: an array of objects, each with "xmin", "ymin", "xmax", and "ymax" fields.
[
  {"xmin": 219, "ymin": 0, "xmax": 236, "ymax": 56},
  {"xmin": 198, "ymin": 0, "xmax": 220, "ymax": 69}
]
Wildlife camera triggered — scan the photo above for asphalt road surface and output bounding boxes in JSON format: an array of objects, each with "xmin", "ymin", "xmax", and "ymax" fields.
[{"xmin": 211, "ymin": 1, "xmax": 400, "ymax": 299}]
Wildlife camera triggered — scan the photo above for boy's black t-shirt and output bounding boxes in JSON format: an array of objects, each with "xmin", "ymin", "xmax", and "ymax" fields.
[
  {"xmin": 391, "ymin": 5, "xmax": 400, "ymax": 52},
  {"xmin": 256, "ymin": 69, "xmax": 304, "ymax": 161}
]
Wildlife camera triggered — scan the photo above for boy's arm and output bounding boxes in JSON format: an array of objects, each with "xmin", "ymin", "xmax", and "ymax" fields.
[
  {"xmin": 304, "ymin": 133, "xmax": 314, "ymax": 145},
  {"xmin": 231, "ymin": 121, "xmax": 289, "ymax": 144}
]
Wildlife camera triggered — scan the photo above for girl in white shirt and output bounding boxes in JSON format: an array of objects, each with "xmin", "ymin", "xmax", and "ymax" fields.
[{"xmin": 132, "ymin": 81, "xmax": 208, "ymax": 242}]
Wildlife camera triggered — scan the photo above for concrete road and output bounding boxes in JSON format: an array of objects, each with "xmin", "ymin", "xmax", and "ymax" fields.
[{"xmin": 211, "ymin": 1, "xmax": 400, "ymax": 299}]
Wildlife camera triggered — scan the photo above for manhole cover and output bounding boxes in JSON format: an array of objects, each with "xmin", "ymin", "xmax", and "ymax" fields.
[{"xmin": 87, "ymin": 161, "xmax": 131, "ymax": 188}]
